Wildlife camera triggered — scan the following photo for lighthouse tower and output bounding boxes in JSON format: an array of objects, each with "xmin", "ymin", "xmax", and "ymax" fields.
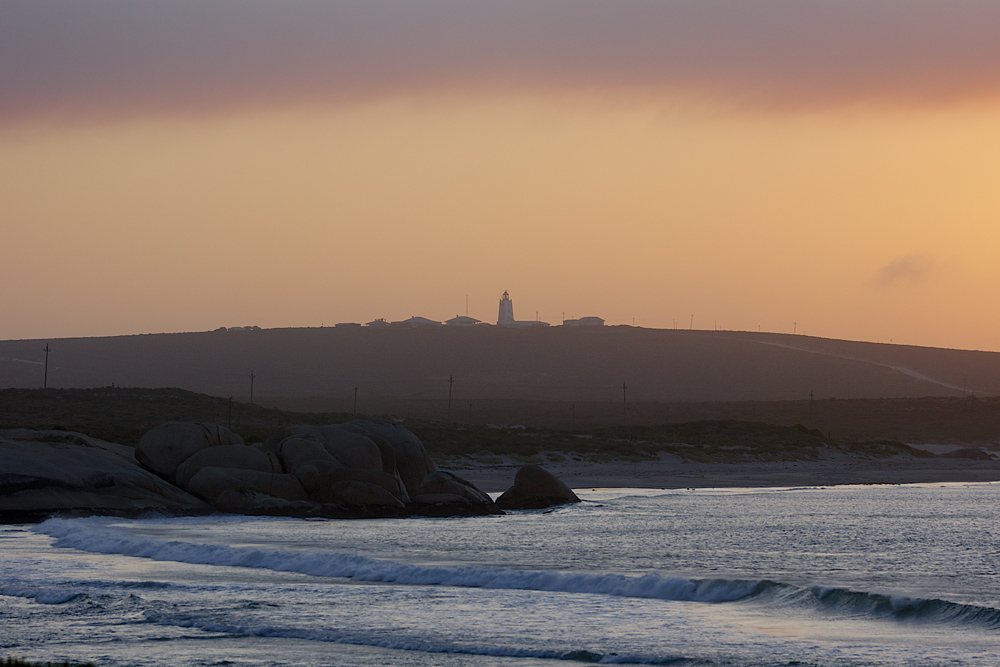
[{"xmin": 497, "ymin": 291, "xmax": 515, "ymax": 326}]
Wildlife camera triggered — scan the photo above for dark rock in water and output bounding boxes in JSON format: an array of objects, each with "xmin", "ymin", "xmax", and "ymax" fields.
[
  {"xmin": 135, "ymin": 422, "xmax": 244, "ymax": 482},
  {"xmin": 411, "ymin": 471, "xmax": 503, "ymax": 516},
  {"xmin": 939, "ymin": 447, "xmax": 995, "ymax": 460},
  {"xmin": 496, "ymin": 465, "xmax": 581, "ymax": 510},
  {"xmin": 0, "ymin": 429, "xmax": 211, "ymax": 522}
]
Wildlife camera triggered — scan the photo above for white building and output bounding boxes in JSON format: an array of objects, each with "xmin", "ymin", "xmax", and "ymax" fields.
[{"xmin": 496, "ymin": 291, "xmax": 549, "ymax": 328}]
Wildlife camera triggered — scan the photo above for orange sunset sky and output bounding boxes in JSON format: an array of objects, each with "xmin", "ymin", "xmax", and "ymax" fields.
[{"xmin": 2, "ymin": 1, "xmax": 1000, "ymax": 351}]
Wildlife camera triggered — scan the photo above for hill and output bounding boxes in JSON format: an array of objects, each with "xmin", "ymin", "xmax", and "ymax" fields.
[{"xmin": 2, "ymin": 327, "xmax": 999, "ymax": 408}]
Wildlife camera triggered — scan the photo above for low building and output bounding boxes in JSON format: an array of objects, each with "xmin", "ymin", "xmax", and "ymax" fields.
[
  {"xmin": 391, "ymin": 316, "xmax": 442, "ymax": 327},
  {"xmin": 563, "ymin": 316, "xmax": 605, "ymax": 327},
  {"xmin": 445, "ymin": 315, "xmax": 482, "ymax": 326},
  {"xmin": 365, "ymin": 318, "xmax": 390, "ymax": 327}
]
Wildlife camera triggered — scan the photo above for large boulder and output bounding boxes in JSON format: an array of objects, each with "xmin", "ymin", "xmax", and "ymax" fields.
[
  {"xmin": 175, "ymin": 444, "xmax": 279, "ymax": 490},
  {"xmin": 186, "ymin": 466, "xmax": 308, "ymax": 506},
  {"xmin": 344, "ymin": 421, "xmax": 438, "ymax": 497},
  {"xmin": 0, "ymin": 429, "xmax": 211, "ymax": 521},
  {"xmin": 416, "ymin": 471, "xmax": 494, "ymax": 506},
  {"xmin": 314, "ymin": 480, "xmax": 405, "ymax": 509},
  {"xmin": 413, "ymin": 471, "xmax": 503, "ymax": 516},
  {"xmin": 273, "ymin": 433, "xmax": 341, "ymax": 475},
  {"xmin": 496, "ymin": 465, "xmax": 581, "ymax": 510},
  {"xmin": 309, "ymin": 468, "xmax": 409, "ymax": 503},
  {"xmin": 213, "ymin": 488, "xmax": 320, "ymax": 516},
  {"xmin": 263, "ymin": 426, "xmax": 383, "ymax": 471},
  {"xmin": 136, "ymin": 423, "xmax": 244, "ymax": 482}
]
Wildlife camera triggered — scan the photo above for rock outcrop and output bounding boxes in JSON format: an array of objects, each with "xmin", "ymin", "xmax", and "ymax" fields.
[
  {"xmin": 135, "ymin": 422, "xmax": 244, "ymax": 482},
  {"xmin": 412, "ymin": 471, "xmax": 501, "ymax": 516},
  {"xmin": 342, "ymin": 420, "xmax": 439, "ymax": 497},
  {"xmin": 0, "ymin": 420, "xmax": 508, "ymax": 521},
  {"xmin": 496, "ymin": 465, "xmax": 581, "ymax": 510},
  {"xmin": 0, "ymin": 429, "xmax": 211, "ymax": 522}
]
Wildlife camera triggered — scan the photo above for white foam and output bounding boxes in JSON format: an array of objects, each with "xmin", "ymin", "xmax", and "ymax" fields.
[{"xmin": 34, "ymin": 517, "xmax": 760, "ymax": 604}]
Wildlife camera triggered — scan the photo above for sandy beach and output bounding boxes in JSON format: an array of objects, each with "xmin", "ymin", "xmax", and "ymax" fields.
[{"xmin": 447, "ymin": 450, "xmax": 1000, "ymax": 493}]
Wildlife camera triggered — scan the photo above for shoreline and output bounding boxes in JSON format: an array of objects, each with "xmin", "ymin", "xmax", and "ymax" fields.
[{"xmin": 445, "ymin": 454, "xmax": 1000, "ymax": 493}]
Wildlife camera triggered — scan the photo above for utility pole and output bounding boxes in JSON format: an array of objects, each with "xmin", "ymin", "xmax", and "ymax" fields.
[
  {"xmin": 354, "ymin": 387, "xmax": 358, "ymax": 415},
  {"xmin": 249, "ymin": 370, "xmax": 256, "ymax": 404},
  {"xmin": 448, "ymin": 375, "xmax": 454, "ymax": 421},
  {"xmin": 622, "ymin": 381, "xmax": 627, "ymax": 421},
  {"xmin": 689, "ymin": 314, "xmax": 694, "ymax": 330},
  {"xmin": 42, "ymin": 344, "xmax": 50, "ymax": 389}
]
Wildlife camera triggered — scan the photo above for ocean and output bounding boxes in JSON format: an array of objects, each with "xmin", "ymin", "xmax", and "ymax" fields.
[{"xmin": 2, "ymin": 482, "xmax": 999, "ymax": 666}]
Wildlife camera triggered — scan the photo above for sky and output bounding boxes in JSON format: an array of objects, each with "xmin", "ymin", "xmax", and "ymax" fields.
[{"xmin": 3, "ymin": 1, "xmax": 1000, "ymax": 351}]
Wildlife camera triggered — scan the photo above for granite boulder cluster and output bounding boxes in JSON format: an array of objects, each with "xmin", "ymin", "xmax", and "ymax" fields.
[
  {"xmin": 136, "ymin": 421, "xmax": 499, "ymax": 517},
  {"xmin": 1, "ymin": 421, "xmax": 581, "ymax": 521}
]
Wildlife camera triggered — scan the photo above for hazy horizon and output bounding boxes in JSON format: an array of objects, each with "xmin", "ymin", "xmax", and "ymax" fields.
[{"xmin": 4, "ymin": 2, "xmax": 1000, "ymax": 351}]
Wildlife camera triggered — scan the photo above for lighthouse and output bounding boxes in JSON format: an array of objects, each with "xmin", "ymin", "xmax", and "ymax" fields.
[
  {"xmin": 497, "ymin": 291, "xmax": 548, "ymax": 328},
  {"xmin": 498, "ymin": 291, "xmax": 515, "ymax": 326}
]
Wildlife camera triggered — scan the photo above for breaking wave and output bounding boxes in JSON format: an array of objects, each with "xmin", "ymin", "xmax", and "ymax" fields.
[{"xmin": 33, "ymin": 517, "xmax": 1000, "ymax": 629}]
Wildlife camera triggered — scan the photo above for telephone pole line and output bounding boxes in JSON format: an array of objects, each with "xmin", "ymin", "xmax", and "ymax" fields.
[
  {"xmin": 249, "ymin": 370, "xmax": 256, "ymax": 404},
  {"xmin": 43, "ymin": 344, "xmax": 50, "ymax": 389},
  {"xmin": 622, "ymin": 381, "xmax": 628, "ymax": 421},
  {"xmin": 447, "ymin": 375, "xmax": 454, "ymax": 421}
]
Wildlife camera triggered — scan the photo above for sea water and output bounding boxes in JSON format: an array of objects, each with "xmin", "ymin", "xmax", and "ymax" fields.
[{"xmin": 2, "ymin": 482, "xmax": 1000, "ymax": 666}]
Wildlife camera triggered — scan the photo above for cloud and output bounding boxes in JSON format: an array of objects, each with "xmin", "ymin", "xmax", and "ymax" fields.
[
  {"xmin": 3, "ymin": 1, "xmax": 1000, "ymax": 123},
  {"xmin": 871, "ymin": 253, "xmax": 939, "ymax": 288}
]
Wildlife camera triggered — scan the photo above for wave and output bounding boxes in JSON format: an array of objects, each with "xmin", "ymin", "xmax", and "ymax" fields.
[
  {"xmin": 140, "ymin": 609, "xmax": 702, "ymax": 665},
  {"xmin": 0, "ymin": 583, "xmax": 82, "ymax": 605},
  {"xmin": 33, "ymin": 518, "xmax": 1000, "ymax": 629}
]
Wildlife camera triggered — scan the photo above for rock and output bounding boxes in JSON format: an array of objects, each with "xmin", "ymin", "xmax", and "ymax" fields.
[
  {"xmin": 0, "ymin": 429, "xmax": 211, "ymax": 521},
  {"xmin": 213, "ymin": 489, "xmax": 321, "ymax": 516},
  {"xmin": 292, "ymin": 459, "xmax": 346, "ymax": 492},
  {"xmin": 413, "ymin": 492, "xmax": 470, "ymax": 506},
  {"xmin": 274, "ymin": 433, "xmax": 340, "ymax": 474},
  {"xmin": 136, "ymin": 422, "xmax": 244, "ymax": 482},
  {"xmin": 186, "ymin": 466, "xmax": 308, "ymax": 505},
  {"xmin": 310, "ymin": 468, "xmax": 409, "ymax": 503},
  {"xmin": 344, "ymin": 421, "xmax": 438, "ymax": 497},
  {"xmin": 313, "ymin": 480, "xmax": 405, "ymax": 508},
  {"xmin": 175, "ymin": 444, "xmax": 279, "ymax": 490},
  {"xmin": 263, "ymin": 426, "xmax": 383, "ymax": 471},
  {"xmin": 496, "ymin": 465, "xmax": 581, "ymax": 510},
  {"xmin": 416, "ymin": 471, "xmax": 496, "ymax": 507}
]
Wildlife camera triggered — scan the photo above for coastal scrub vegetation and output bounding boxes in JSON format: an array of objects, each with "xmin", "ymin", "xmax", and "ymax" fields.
[{"xmin": 0, "ymin": 388, "xmax": 945, "ymax": 465}]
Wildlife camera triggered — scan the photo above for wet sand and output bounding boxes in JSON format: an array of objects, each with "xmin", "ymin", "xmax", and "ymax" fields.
[{"xmin": 446, "ymin": 451, "xmax": 1000, "ymax": 493}]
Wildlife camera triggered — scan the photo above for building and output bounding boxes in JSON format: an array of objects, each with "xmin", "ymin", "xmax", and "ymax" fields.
[
  {"xmin": 496, "ymin": 291, "xmax": 549, "ymax": 328},
  {"xmin": 445, "ymin": 315, "xmax": 482, "ymax": 326},
  {"xmin": 562, "ymin": 316, "xmax": 605, "ymax": 327},
  {"xmin": 365, "ymin": 318, "xmax": 390, "ymax": 327},
  {"xmin": 390, "ymin": 316, "xmax": 442, "ymax": 327}
]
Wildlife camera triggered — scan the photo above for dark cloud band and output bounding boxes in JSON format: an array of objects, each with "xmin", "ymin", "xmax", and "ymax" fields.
[{"xmin": 3, "ymin": 0, "xmax": 1000, "ymax": 122}]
